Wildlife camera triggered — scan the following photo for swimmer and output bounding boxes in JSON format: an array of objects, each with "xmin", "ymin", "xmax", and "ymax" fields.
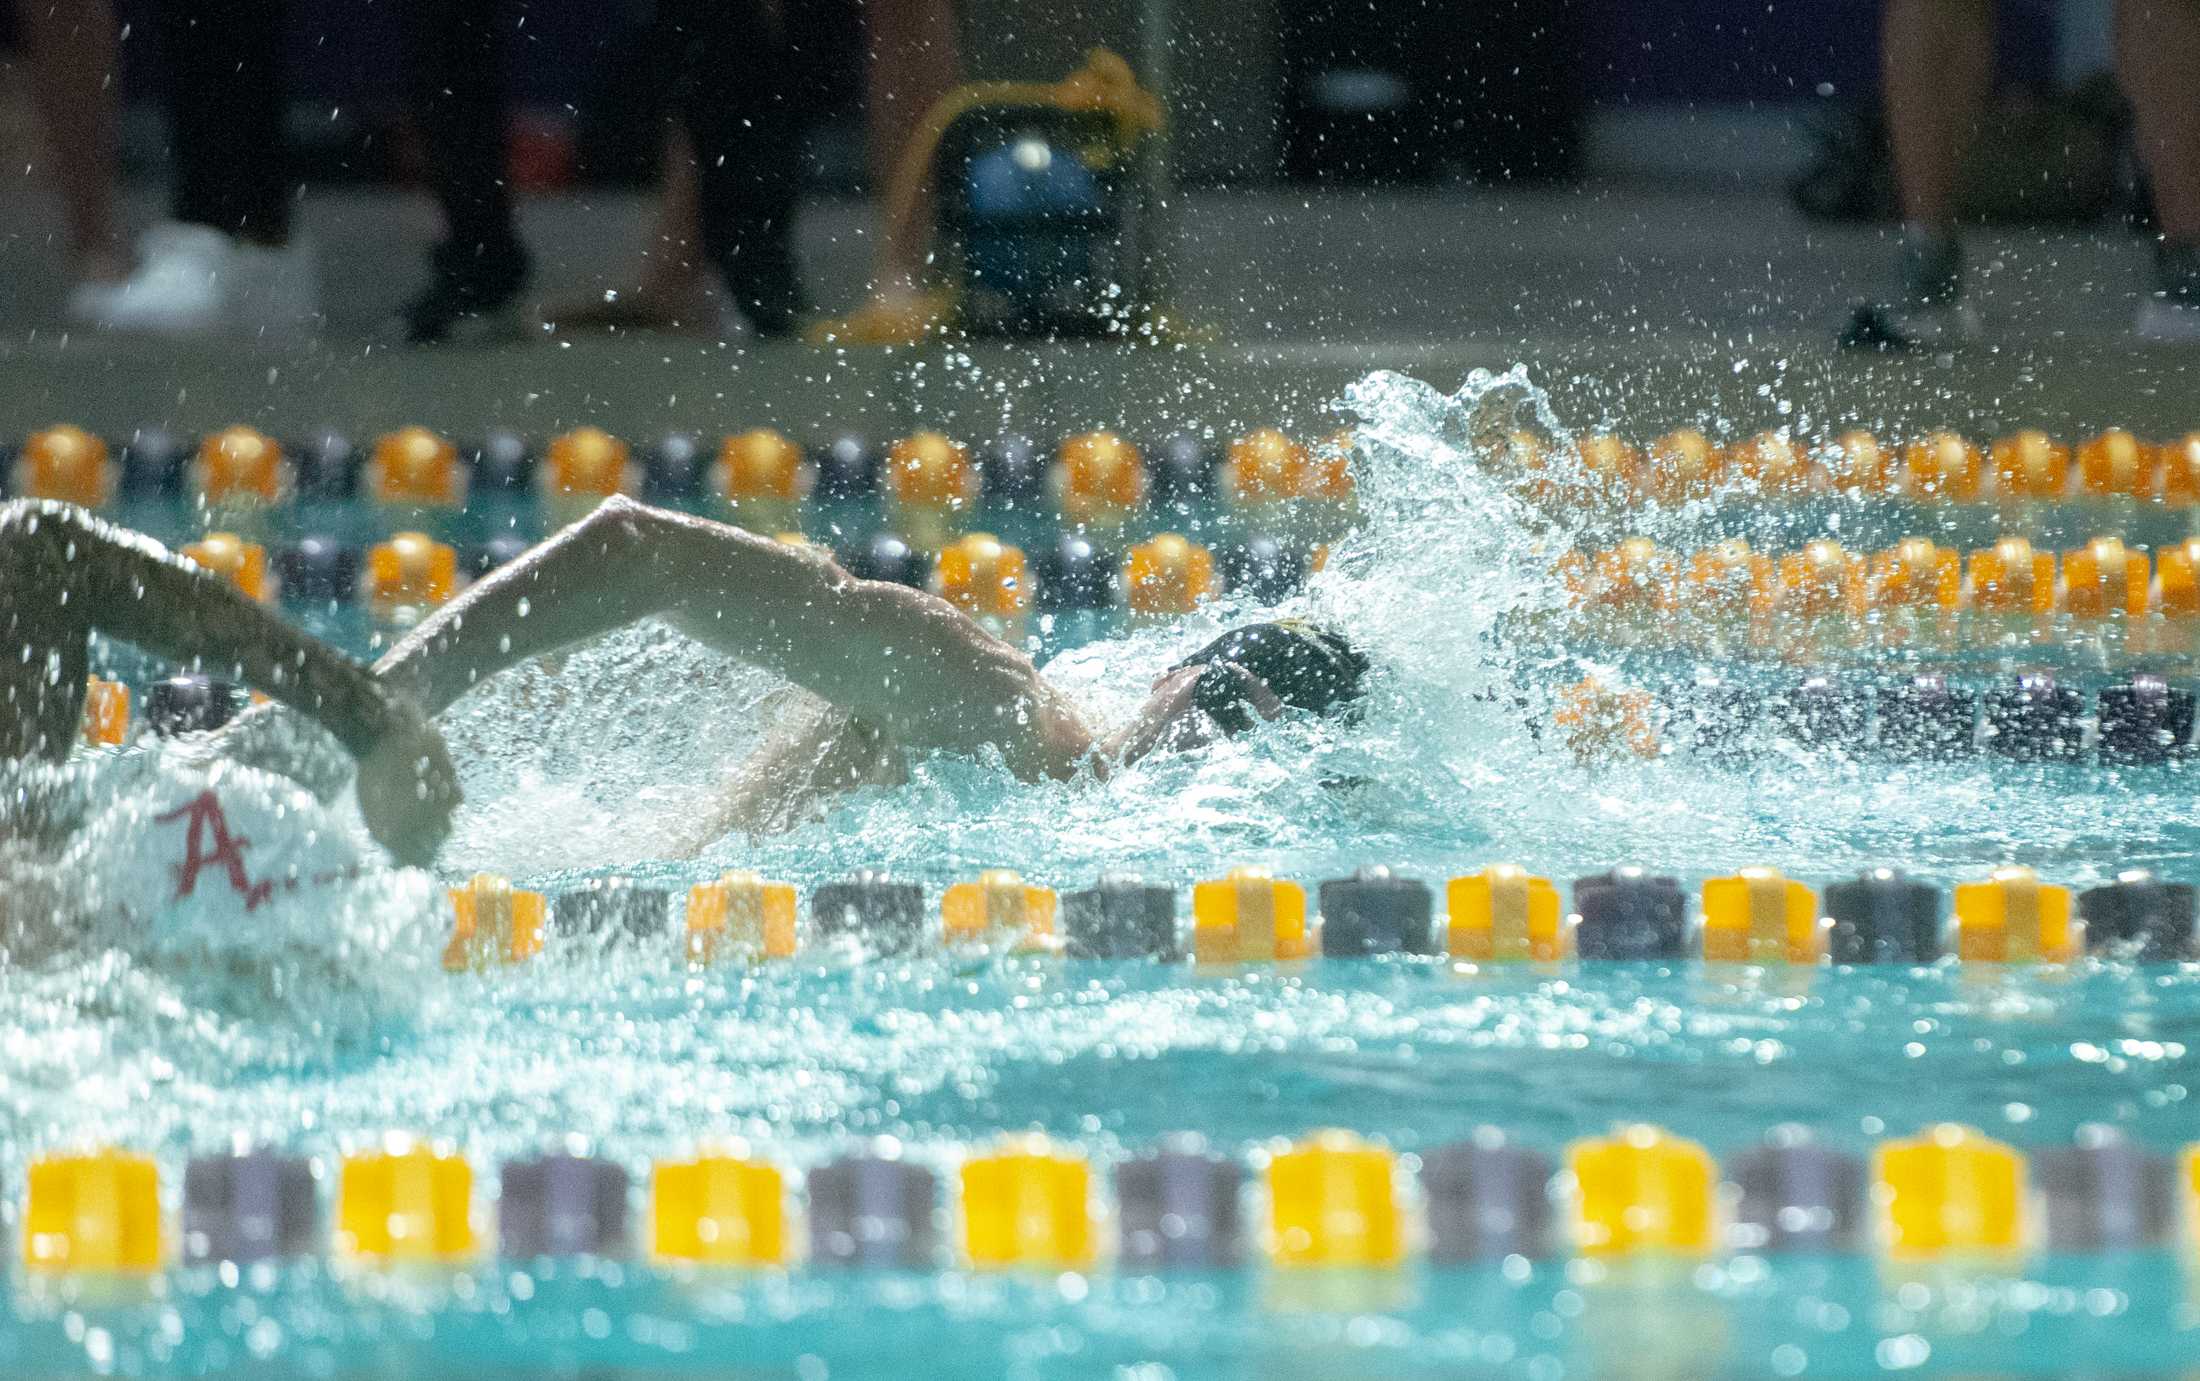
[
  {"xmin": 0, "ymin": 495, "xmax": 1368, "ymax": 863},
  {"xmin": 378, "ymin": 497, "xmax": 1367, "ymax": 840},
  {"xmin": 0, "ymin": 498, "xmax": 459, "ymax": 866}
]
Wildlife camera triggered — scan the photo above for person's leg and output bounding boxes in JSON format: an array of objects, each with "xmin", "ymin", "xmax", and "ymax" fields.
[
  {"xmin": 1883, "ymin": 0, "xmax": 1992, "ymax": 244},
  {"xmin": 863, "ymin": 0, "xmax": 960, "ymax": 294},
  {"xmin": 543, "ymin": 127, "xmax": 721, "ymax": 334},
  {"xmin": 2116, "ymin": 0, "xmax": 2200, "ymax": 335},
  {"xmin": 153, "ymin": 0, "xmax": 291, "ymax": 244},
  {"xmin": 2118, "ymin": 0, "xmax": 2200, "ymax": 241},
  {"xmin": 660, "ymin": 0, "xmax": 805, "ymax": 335},
  {"xmin": 1840, "ymin": 0, "xmax": 1992, "ymax": 347},
  {"xmin": 807, "ymin": 0, "xmax": 961, "ymax": 342},
  {"xmin": 400, "ymin": 0, "xmax": 531, "ymax": 341},
  {"xmin": 628, "ymin": 130, "xmax": 716, "ymax": 316},
  {"xmin": 83, "ymin": 0, "xmax": 312, "ymax": 335},
  {"xmin": 15, "ymin": 0, "xmax": 125, "ymax": 281}
]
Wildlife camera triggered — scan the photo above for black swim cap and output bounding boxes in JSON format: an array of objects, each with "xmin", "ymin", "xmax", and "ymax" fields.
[{"xmin": 1171, "ymin": 620, "xmax": 1370, "ymax": 733}]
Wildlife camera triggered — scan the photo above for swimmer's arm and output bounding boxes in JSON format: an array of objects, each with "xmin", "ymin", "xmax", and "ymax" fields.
[
  {"xmin": 676, "ymin": 696, "xmax": 910, "ymax": 846},
  {"xmin": 1092, "ymin": 663, "xmax": 1285, "ymax": 768},
  {"xmin": 0, "ymin": 499, "xmax": 400, "ymax": 760},
  {"xmin": 0, "ymin": 500, "xmax": 456, "ymax": 864},
  {"xmin": 375, "ymin": 497, "xmax": 1098, "ymax": 780}
]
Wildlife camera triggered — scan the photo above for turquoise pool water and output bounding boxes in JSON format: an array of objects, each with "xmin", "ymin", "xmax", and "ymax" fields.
[{"xmin": 5, "ymin": 370, "xmax": 2199, "ymax": 1378}]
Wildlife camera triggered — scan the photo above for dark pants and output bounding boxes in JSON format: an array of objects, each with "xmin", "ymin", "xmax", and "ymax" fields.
[
  {"xmin": 403, "ymin": 0, "xmax": 804, "ymax": 328},
  {"xmin": 153, "ymin": 0, "xmax": 292, "ymax": 241}
]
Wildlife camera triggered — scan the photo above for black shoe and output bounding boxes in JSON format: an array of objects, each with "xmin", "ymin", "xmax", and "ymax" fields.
[
  {"xmin": 1839, "ymin": 229, "xmax": 1978, "ymax": 351},
  {"xmin": 1839, "ymin": 297, "xmax": 1982, "ymax": 351},
  {"xmin": 717, "ymin": 237, "xmax": 804, "ymax": 340},
  {"xmin": 402, "ymin": 239, "xmax": 532, "ymax": 345}
]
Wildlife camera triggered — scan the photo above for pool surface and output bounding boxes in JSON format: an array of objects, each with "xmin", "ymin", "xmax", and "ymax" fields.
[{"xmin": 5, "ymin": 368, "xmax": 2200, "ymax": 1378}]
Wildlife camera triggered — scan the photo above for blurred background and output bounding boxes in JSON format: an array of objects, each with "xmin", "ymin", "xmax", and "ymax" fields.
[
  {"xmin": 0, "ymin": 0, "xmax": 2111, "ymax": 200},
  {"xmin": 0, "ymin": 0, "xmax": 2187, "ymax": 440}
]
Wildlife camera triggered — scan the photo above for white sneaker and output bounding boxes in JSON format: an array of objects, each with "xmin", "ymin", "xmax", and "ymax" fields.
[
  {"xmin": 228, "ymin": 234, "xmax": 322, "ymax": 339},
  {"xmin": 2136, "ymin": 296, "xmax": 2200, "ymax": 344},
  {"xmin": 67, "ymin": 222, "xmax": 232, "ymax": 335},
  {"xmin": 65, "ymin": 222, "xmax": 321, "ymax": 339},
  {"xmin": 2137, "ymin": 241, "xmax": 2200, "ymax": 344}
]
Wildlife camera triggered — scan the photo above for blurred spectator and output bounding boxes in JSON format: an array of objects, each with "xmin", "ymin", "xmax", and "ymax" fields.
[
  {"xmin": 1845, "ymin": 0, "xmax": 2200, "ymax": 348},
  {"xmin": 10, "ymin": 0, "xmax": 126, "ymax": 312},
  {"xmin": 542, "ymin": 127, "xmax": 725, "ymax": 335},
  {"xmin": 72, "ymin": 0, "xmax": 317, "ymax": 336},
  {"xmin": 551, "ymin": 0, "xmax": 962, "ymax": 342},
  {"xmin": 852, "ymin": 0, "xmax": 963, "ymax": 325},
  {"xmin": 401, "ymin": 0, "xmax": 804, "ymax": 344}
]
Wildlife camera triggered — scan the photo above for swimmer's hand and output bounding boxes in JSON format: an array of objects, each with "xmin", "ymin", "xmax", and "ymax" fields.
[
  {"xmin": 1100, "ymin": 663, "xmax": 1284, "ymax": 767},
  {"xmin": 352, "ymin": 701, "xmax": 461, "ymax": 868}
]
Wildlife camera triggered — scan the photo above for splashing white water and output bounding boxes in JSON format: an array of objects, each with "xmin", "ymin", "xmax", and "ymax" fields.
[
  {"xmin": 2, "ymin": 367, "xmax": 2197, "ymax": 1216},
  {"xmin": 6, "ymin": 366, "xmax": 2193, "ymax": 979}
]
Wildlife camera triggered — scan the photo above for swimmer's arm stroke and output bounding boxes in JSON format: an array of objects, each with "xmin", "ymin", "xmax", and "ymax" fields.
[
  {"xmin": 374, "ymin": 496, "xmax": 1099, "ymax": 781},
  {"xmin": 0, "ymin": 499, "xmax": 456, "ymax": 865}
]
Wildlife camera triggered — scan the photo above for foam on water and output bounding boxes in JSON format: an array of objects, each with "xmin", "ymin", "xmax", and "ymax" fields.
[{"xmin": 383, "ymin": 367, "xmax": 1582, "ymax": 889}]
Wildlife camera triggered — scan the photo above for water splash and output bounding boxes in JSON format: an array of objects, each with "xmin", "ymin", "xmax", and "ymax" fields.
[
  {"xmin": 246, "ymin": 364, "xmax": 2200, "ymax": 895},
  {"xmin": 1, "ymin": 373, "xmax": 2198, "ymax": 1356},
  {"xmin": 0, "ymin": 746, "xmax": 440, "ymax": 1158}
]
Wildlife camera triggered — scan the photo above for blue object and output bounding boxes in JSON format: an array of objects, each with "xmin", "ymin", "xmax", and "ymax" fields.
[
  {"xmin": 146, "ymin": 675, "xmax": 240, "ymax": 736},
  {"xmin": 1221, "ymin": 537, "xmax": 1310, "ymax": 602},
  {"xmin": 276, "ymin": 534, "xmax": 362, "ymax": 603},
  {"xmin": 1150, "ymin": 434, "xmax": 1216, "ymax": 507},
  {"xmin": 963, "ymin": 135, "xmax": 1108, "ymax": 326},
  {"xmin": 981, "ymin": 434, "xmax": 1047, "ymax": 503},
  {"xmin": 1115, "ymin": 1140, "xmax": 1241, "ymax": 1268},
  {"xmin": 813, "ymin": 434, "xmax": 880, "ymax": 499},
  {"xmin": 1824, "ymin": 869, "xmax": 1944, "ymax": 964},
  {"xmin": 500, "ymin": 1154, "xmax": 631, "ymax": 1259},
  {"xmin": 808, "ymin": 1153, "xmax": 938, "ymax": 1267},
  {"xmin": 644, "ymin": 434, "xmax": 707, "ymax": 501},
  {"xmin": 848, "ymin": 533, "xmax": 929, "ymax": 589},
  {"xmin": 471, "ymin": 431, "xmax": 535, "ymax": 491},
  {"xmin": 1317, "ymin": 868, "xmax": 1436, "ymax": 957},
  {"xmin": 1036, "ymin": 532, "xmax": 1117, "ymax": 611},
  {"xmin": 183, "ymin": 1150, "xmax": 318, "ymax": 1263},
  {"xmin": 292, "ymin": 430, "xmax": 361, "ymax": 499},
  {"xmin": 1573, "ymin": 869, "xmax": 1688, "ymax": 960},
  {"xmin": 118, "ymin": 428, "xmax": 187, "ymax": 497},
  {"xmin": 464, "ymin": 531, "xmax": 534, "ymax": 578},
  {"xmin": 1061, "ymin": 874, "xmax": 1178, "ymax": 959}
]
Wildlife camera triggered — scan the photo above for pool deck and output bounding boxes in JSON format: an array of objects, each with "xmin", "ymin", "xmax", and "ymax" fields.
[{"xmin": 0, "ymin": 183, "xmax": 2194, "ymax": 444}]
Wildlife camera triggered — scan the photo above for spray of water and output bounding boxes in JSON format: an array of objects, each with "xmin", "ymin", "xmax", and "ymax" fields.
[
  {"xmin": 1, "ymin": 367, "xmax": 2196, "ymax": 1219},
  {"xmin": 5, "ymin": 365, "xmax": 2195, "ymax": 984}
]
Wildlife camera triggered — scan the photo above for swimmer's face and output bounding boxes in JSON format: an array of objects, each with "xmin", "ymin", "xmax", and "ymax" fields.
[{"xmin": 1138, "ymin": 662, "xmax": 1285, "ymax": 752}]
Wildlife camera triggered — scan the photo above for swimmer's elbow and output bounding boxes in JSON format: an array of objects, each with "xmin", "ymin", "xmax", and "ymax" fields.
[
  {"xmin": 558, "ymin": 492, "xmax": 655, "ymax": 559},
  {"xmin": 0, "ymin": 497, "xmax": 102, "ymax": 584},
  {"xmin": 994, "ymin": 658, "xmax": 1094, "ymax": 782},
  {"xmin": 0, "ymin": 497, "xmax": 84, "ymax": 553}
]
